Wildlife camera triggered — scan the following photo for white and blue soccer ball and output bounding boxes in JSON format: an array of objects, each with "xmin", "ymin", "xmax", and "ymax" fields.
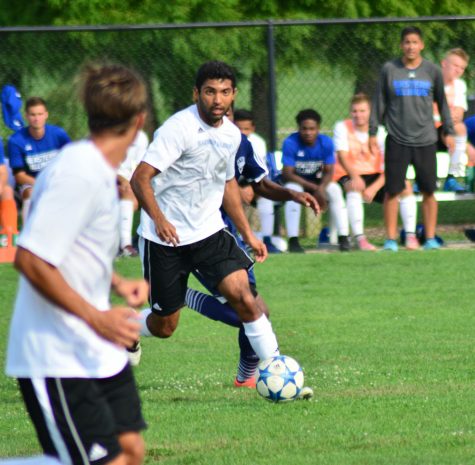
[{"xmin": 256, "ymin": 355, "xmax": 304, "ymax": 402}]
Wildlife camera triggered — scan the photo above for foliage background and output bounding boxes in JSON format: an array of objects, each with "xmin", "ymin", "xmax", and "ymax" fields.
[{"xmin": 1, "ymin": 4, "xmax": 475, "ymax": 149}]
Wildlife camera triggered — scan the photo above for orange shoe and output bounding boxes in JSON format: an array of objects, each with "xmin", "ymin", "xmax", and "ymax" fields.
[{"xmin": 234, "ymin": 377, "xmax": 256, "ymax": 389}]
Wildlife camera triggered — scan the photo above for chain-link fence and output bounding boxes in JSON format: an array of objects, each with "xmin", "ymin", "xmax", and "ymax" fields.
[{"xmin": 1, "ymin": 16, "xmax": 475, "ymax": 237}]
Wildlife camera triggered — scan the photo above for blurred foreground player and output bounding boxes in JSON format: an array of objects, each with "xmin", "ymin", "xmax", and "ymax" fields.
[{"xmin": 4, "ymin": 63, "xmax": 149, "ymax": 465}]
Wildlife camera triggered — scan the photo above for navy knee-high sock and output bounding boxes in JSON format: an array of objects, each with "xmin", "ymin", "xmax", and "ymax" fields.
[
  {"xmin": 185, "ymin": 288, "xmax": 241, "ymax": 328},
  {"xmin": 236, "ymin": 325, "xmax": 260, "ymax": 382}
]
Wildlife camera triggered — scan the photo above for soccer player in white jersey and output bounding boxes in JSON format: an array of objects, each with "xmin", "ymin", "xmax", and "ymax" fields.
[
  {"xmin": 131, "ymin": 61, "xmax": 280, "ymax": 364},
  {"xmin": 4, "ymin": 63, "xmax": 149, "ymax": 465}
]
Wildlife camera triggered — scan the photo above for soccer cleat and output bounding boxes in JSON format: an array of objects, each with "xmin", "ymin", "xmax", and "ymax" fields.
[
  {"xmin": 405, "ymin": 234, "xmax": 420, "ymax": 250},
  {"xmin": 288, "ymin": 237, "xmax": 305, "ymax": 253},
  {"xmin": 120, "ymin": 245, "xmax": 139, "ymax": 257},
  {"xmin": 338, "ymin": 235, "xmax": 351, "ymax": 252},
  {"xmin": 127, "ymin": 340, "xmax": 142, "ymax": 366},
  {"xmin": 297, "ymin": 386, "xmax": 314, "ymax": 400},
  {"xmin": 234, "ymin": 377, "xmax": 256, "ymax": 389},
  {"xmin": 443, "ymin": 176, "xmax": 466, "ymax": 193},
  {"xmin": 423, "ymin": 238, "xmax": 441, "ymax": 250},
  {"xmin": 356, "ymin": 235, "xmax": 377, "ymax": 251},
  {"xmin": 383, "ymin": 239, "xmax": 398, "ymax": 252},
  {"xmin": 263, "ymin": 236, "xmax": 282, "ymax": 254}
]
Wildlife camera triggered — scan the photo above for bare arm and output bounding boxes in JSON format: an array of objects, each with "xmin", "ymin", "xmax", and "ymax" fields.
[
  {"xmin": 363, "ymin": 173, "xmax": 385, "ymax": 203},
  {"xmin": 253, "ymin": 177, "xmax": 320, "ymax": 214},
  {"xmin": 14, "ymin": 170, "xmax": 36, "ymax": 187},
  {"xmin": 14, "ymin": 247, "xmax": 140, "ymax": 348},
  {"xmin": 451, "ymin": 106, "xmax": 465, "ymax": 125},
  {"xmin": 0, "ymin": 165, "xmax": 8, "ymax": 196},
  {"xmin": 130, "ymin": 161, "xmax": 179, "ymax": 245},
  {"xmin": 282, "ymin": 166, "xmax": 318, "ymax": 192},
  {"xmin": 222, "ymin": 177, "xmax": 267, "ymax": 263}
]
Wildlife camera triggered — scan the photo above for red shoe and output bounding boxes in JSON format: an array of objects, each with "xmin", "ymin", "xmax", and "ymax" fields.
[
  {"xmin": 405, "ymin": 234, "xmax": 420, "ymax": 250},
  {"xmin": 234, "ymin": 377, "xmax": 256, "ymax": 389},
  {"xmin": 357, "ymin": 236, "xmax": 377, "ymax": 251}
]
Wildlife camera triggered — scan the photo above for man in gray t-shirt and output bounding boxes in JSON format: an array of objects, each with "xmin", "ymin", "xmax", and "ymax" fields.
[{"xmin": 369, "ymin": 26, "xmax": 455, "ymax": 251}]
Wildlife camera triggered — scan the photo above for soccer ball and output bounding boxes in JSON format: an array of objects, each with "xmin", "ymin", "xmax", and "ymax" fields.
[{"xmin": 256, "ymin": 355, "xmax": 304, "ymax": 402}]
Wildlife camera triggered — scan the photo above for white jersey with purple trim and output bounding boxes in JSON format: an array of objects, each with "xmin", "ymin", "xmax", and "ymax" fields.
[
  {"xmin": 6, "ymin": 140, "xmax": 127, "ymax": 379},
  {"xmin": 138, "ymin": 104, "xmax": 241, "ymax": 246}
]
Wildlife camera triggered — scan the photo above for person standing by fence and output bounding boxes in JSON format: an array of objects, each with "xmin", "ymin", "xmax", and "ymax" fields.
[{"xmin": 369, "ymin": 26, "xmax": 455, "ymax": 251}]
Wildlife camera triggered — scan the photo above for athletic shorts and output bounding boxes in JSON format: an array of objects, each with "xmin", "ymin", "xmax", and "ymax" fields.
[
  {"xmin": 337, "ymin": 173, "xmax": 385, "ymax": 203},
  {"xmin": 436, "ymin": 126, "xmax": 448, "ymax": 152},
  {"xmin": 385, "ymin": 136, "xmax": 437, "ymax": 195},
  {"xmin": 142, "ymin": 229, "xmax": 254, "ymax": 316},
  {"xmin": 15, "ymin": 183, "xmax": 33, "ymax": 198},
  {"xmin": 18, "ymin": 364, "xmax": 146, "ymax": 465}
]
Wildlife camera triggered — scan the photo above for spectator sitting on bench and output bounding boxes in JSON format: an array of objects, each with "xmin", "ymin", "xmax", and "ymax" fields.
[
  {"xmin": 281, "ymin": 108, "xmax": 350, "ymax": 253},
  {"xmin": 434, "ymin": 48, "xmax": 470, "ymax": 193}
]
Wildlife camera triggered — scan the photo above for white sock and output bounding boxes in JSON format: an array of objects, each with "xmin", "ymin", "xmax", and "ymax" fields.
[
  {"xmin": 243, "ymin": 314, "xmax": 280, "ymax": 361},
  {"xmin": 326, "ymin": 182, "xmax": 349, "ymax": 236},
  {"xmin": 449, "ymin": 135, "xmax": 468, "ymax": 177},
  {"xmin": 399, "ymin": 194, "xmax": 417, "ymax": 234},
  {"xmin": 119, "ymin": 199, "xmax": 135, "ymax": 249},
  {"xmin": 139, "ymin": 308, "xmax": 153, "ymax": 337},
  {"xmin": 284, "ymin": 182, "xmax": 303, "ymax": 238},
  {"xmin": 329, "ymin": 211, "xmax": 338, "ymax": 245},
  {"xmin": 22, "ymin": 198, "xmax": 31, "ymax": 224},
  {"xmin": 0, "ymin": 456, "xmax": 62, "ymax": 465},
  {"xmin": 346, "ymin": 191, "xmax": 364, "ymax": 237},
  {"xmin": 257, "ymin": 197, "xmax": 275, "ymax": 237}
]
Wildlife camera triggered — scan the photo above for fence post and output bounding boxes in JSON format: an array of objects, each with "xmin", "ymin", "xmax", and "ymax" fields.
[{"xmin": 266, "ymin": 20, "xmax": 277, "ymax": 154}]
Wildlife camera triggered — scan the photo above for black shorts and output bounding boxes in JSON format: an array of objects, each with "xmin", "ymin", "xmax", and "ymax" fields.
[
  {"xmin": 18, "ymin": 364, "xmax": 146, "ymax": 465},
  {"xmin": 143, "ymin": 229, "xmax": 254, "ymax": 316},
  {"xmin": 385, "ymin": 136, "xmax": 437, "ymax": 195},
  {"xmin": 337, "ymin": 173, "xmax": 385, "ymax": 203},
  {"xmin": 436, "ymin": 126, "xmax": 448, "ymax": 152}
]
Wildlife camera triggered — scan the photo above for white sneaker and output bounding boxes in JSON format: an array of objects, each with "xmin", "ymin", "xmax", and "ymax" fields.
[
  {"xmin": 298, "ymin": 386, "xmax": 314, "ymax": 400},
  {"xmin": 127, "ymin": 340, "xmax": 142, "ymax": 366}
]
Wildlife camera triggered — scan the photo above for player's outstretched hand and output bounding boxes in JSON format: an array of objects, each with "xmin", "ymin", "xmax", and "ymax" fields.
[
  {"xmin": 248, "ymin": 235, "xmax": 268, "ymax": 263},
  {"xmin": 114, "ymin": 278, "xmax": 149, "ymax": 308},
  {"xmin": 91, "ymin": 306, "xmax": 140, "ymax": 348},
  {"xmin": 293, "ymin": 191, "xmax": 320, "ymax": 215}
]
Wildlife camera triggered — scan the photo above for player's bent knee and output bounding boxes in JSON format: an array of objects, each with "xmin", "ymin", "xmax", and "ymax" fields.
[
  {"xmin": 120, "ymin": 432, "xmax": 145, "ymax": 465},
  {"xmin": 147, "ymin": 312, "xmax": 179, "ymax": 338}
]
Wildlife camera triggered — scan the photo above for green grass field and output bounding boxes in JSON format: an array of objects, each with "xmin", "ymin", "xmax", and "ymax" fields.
[{"xmin": 1, "ymin": 249, "xmax": 475, "ymax": 464}]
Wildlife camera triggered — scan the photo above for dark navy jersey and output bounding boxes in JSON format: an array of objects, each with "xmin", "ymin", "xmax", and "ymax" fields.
[
  {"xmin": 7, "ymin": 124, "xmax": 71, "ymax": 177},
  {"xmin": 282, "ymin": 132, "xmax": 335, "ymax": 182},
  {"xmin": 221, "ymin": 133, "xmax": 267, "ymax": 225},
  {"xmin": 234, "ymin": 133, "xmax": 268, "ymax": 183},
  {"xmin": 195, "ymin": 133, "xmax": 263, "ymax": 294}
]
